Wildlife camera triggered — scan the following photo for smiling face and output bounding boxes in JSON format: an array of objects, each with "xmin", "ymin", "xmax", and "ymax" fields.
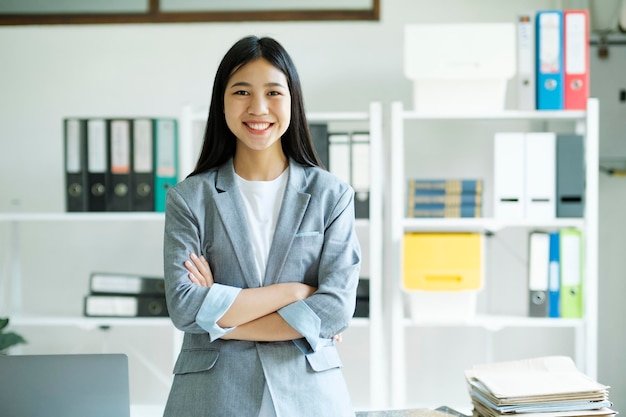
[{"xmin": 224, "ymin": 58, "xmax": 292, "ymax": 157}]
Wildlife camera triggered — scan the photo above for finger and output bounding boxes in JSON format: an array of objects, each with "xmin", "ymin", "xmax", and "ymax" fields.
[
  {"xmin": 200, "ymin": 256, "xmax": 214, "ymax": 285},
  {"xmin": 192, "ymin": 253, "xmax": 213, "ymax": 281},
  {"xmin": 192, "ymin": 253, "xmax": 214, "ymax": 285},
  {"xmin": 185, "ymin": 259, "xmax": 207, "ymax": 286},
  {"xmin": 187, "ymin": 271, "xmax": 201, "ymax": 285},
  {"xmin": 199, "ymin": 254, "xmax": 210, "ymax": 268}
]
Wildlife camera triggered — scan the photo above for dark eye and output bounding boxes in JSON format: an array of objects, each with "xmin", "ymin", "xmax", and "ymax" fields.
[
  {"xmin": 234, "ymin": 90, "xmax": 249, "ymax": 96},
  {"xmin": 268, "ymin": 91, "xmax": 281, "ymax": 96}
]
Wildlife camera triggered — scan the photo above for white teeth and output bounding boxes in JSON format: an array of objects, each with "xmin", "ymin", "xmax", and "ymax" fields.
[{"xmin": 247, "ymin": 122, "xmax": 270, "ymax": 131}]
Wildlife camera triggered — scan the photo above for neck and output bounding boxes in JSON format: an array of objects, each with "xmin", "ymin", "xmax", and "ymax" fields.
[{"xmin": 234, "ymin": 151, "xmax": 288, "ymax": 181}]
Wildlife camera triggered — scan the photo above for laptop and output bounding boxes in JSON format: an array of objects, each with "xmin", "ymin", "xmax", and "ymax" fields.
[{"xmin": 0, "ymin": 353, "xmax": 130, "ymax": 417}]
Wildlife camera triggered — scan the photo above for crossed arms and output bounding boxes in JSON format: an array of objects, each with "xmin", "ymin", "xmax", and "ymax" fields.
[{"xmin": 185, "ymin": 252, "xmax": 318, "ymax": 342}]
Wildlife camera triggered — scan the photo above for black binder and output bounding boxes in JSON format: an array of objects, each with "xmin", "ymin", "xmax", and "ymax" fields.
[
  {"xmin": 354, "ymin": 192, "xmax": 370, "ymax": 219},
  {"xmin": 309, "ymin": 123, "xmax": 329, "ymax": 169},
  {"xmin": 106, "ymin": 119, "xmax": 132, "ymax": 211},
  {"xmin": 86, "ymin": 119, "xmax": 108, "ymax": 212},
  {"xmin": 63, "ymin": 118, "xmax": 88, "ymax": 212},
  {"xmin": 556, "ymin": 134, "xmax": 585, "ymax": 218},
  {"xmin": 354, "ymin": 278, "xmax": 370, "ymax": 318},
  {"xmin": 130, "ymin": 118, "xmax": 155, "ymax": 211},
  {"xmin": 83, "ymin": 294, "xmax": 168, "ymax": 317},
  {"xmin": 89, "ymin": 272, "xmax": 165, "ymax": 296}
]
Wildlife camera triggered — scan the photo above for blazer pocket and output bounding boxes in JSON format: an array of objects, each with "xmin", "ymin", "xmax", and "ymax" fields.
[
  {"xmin": 304, "ymin": 344, "xmax": 343, "ymax": 372},
  {"xmin": 173, "ymin": 348, "xmax": 220, "ymax": 375},
  {"xmin": 295, "ymin": 231, "xmax": 322, "ymax": 238}
]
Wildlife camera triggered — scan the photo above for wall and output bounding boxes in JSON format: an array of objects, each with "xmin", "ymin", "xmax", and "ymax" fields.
[{"xmin": 1, "ymin": 0, "xmax": 624, "ymax": 412}]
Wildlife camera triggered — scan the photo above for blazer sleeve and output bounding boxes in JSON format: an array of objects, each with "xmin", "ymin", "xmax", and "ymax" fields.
[
  {"xmin": 278, "ymin": 185, "xmax": 361, "ymax": 349},
  {"xmin": 164, "ymin": 185, "xmax": 240, "ymax": 335}
]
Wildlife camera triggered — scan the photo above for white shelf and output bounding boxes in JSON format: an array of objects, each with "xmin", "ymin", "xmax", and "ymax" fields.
[
  {"xmin": 307, "ymin": 111, "xmax": 370, "ymax": 122},
  {"xmin": 11, "ymin": 315, "xmax": 174, "ymax": 329},
  {"xmin": 348, "ymin": 317, "xmax": 371, "ymax": 328},
  {"xmin": 0, "ymin": 212, "xmax": 164, "ymax": 222},
  {"xmin": 387, "ymin": 98, "xmax": 600, "ymax": 409},
  {"xmin": 403, "ymin": 218, "xmax": 585, "ymax": 233},
  {"xmin": 402, "ymin": 315, "xmax": 584, "ymax": 331},
  {"xmin": 400, "ymin": 109, "xmax": 586, "ymax": 121}
]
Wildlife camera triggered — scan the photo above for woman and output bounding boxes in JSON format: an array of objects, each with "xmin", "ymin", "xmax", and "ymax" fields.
[{"xmin": 163, "ymin": 35, "xmax": 361, "ymax": 417}]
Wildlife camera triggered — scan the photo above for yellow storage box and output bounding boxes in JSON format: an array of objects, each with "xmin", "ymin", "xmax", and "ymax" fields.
[{"xmin": 403, "ymin": 232, "xmax": 483, "ymax": 322}]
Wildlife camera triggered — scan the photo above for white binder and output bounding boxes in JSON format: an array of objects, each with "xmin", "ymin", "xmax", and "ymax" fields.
[
  {"xmin": 494, "ymin": 132, "xmax": 525, "ymax": 219},
  {"xmin": 516, "ymin": 12, "xmax": 536, "ymax": 110},
  {"xmin": 525, "ymin": 132, "xmax": 556, "ymax": 219},
  {"xmin": 528, "ymin": 231, "xmax": 550, "ymax": 317}
]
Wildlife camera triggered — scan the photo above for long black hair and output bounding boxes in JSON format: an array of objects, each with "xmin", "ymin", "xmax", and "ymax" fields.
[{"xmin": 189, "ymin": 35, "xmax": 323, "ymax": 177}]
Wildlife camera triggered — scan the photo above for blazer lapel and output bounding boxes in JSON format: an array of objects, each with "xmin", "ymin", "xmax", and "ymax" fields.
[
  {"xmin": 214, "ymin": 160, "xmax": 261, "ymax": 289},
  {"xmin": 263, "ymin": 161, "xmax": 310, "ymax": 286}
]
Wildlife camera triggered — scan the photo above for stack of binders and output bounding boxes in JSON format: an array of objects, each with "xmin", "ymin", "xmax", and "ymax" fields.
[
  {"xmin": 516, "ymin": 9, "xmax": 589, "ymax": 111},
  {"xmin": 310, "ymin": 124, "xmax": 371, "ymax": 219},
  {"xmin": 493, "ymin": 132, "xmax": 585, "ymax": 220},
  {"xmin": 407, "ymin": 178, "xmax": 483, "ymax": 218},
  {"xmin": 63, "ymin": 117, "xmax": 178, "ymax": 213},
  {"xmin": 465, "ymin": 356, "xmax": 615, "ymax": 417},
  {"xmin": 527, "ymin": 229, "xmax": 584, "ymax": 319},
  {"xmin": 83, "ymin": 272, "xmax": 169, "ymax": 318}
]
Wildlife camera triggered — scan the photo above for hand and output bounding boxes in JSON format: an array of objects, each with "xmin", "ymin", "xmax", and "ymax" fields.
[
  {"xmin": 334, "ymin": 334, "xmax": 343, "ymax": 343},
  {"xmin": 185, "ymin": 253, "xmax": 214, "ymax": 287}
]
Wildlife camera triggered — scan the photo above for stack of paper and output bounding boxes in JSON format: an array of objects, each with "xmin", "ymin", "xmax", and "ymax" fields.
[{"xmin": 465, "ymin": 356, "xmax": 616, "ymax": 417}]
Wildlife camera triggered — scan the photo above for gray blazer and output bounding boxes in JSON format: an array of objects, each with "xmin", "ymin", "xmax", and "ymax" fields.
[{"xmin": 162, "ymin": 158, "xmax": 361, "ymax": 417}]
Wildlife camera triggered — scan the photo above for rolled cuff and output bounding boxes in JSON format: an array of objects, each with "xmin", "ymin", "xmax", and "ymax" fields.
[
  {"xmin": 278, "ymin": 300, "xmax": 322, "ymax": 352},
  {"xmin": 196, "ymin": 283, "xmax": 241, "ymax": 341}
]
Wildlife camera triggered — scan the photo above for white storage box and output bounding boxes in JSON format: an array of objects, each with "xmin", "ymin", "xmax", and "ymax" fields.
[
  {"xmin": 404, "ymin": 23, "xmax": 516, "ymax": 113},
  {"xmin": 403, "ymin": 233, "xmax": 484, "ymax": 323},
  {"xmin": 405, "ymin": 290, "xmax": 479, "ymax": 323}
]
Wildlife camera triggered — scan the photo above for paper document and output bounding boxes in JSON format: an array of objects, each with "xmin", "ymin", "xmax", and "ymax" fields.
[
  {"xmin": 465, "ymin": 356, "xmax": 615, "ymax": 417},
  {"xmin": 465, "ymin": 356, "xmax": 608, "ymax": 399}
]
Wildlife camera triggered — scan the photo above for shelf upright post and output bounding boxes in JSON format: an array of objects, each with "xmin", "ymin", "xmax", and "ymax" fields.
[
  {"xmin": 583, "ymin": 97, "xmax": 599, "ymax": 379},
  {"xmin": 368, "ymin": 101, "xmax": 386, "ymax": 409},
  {"xmin": 389, "ymin": 101, "xmax": 407, "ymax": 408}
]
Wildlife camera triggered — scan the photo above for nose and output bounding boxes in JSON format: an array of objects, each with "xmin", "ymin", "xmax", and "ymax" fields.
[{"xmin": 248, "ymin": 94, "xmax": 268, "ymax": 115}]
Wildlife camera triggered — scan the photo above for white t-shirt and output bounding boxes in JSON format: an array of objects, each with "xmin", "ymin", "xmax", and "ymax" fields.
[{"xmin": 235, "ymin": 168, "xmax": 288, "ymax": 286}]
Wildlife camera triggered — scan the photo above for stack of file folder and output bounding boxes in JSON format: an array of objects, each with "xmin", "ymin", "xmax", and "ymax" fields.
[
  {"xmin": 465, "ymin": 356, "xmax": 616, "ymax": 417},
  {"xmin": 83, "ymin": 272, "xmax": 169, "ymax": 318},
  {"xmin": 407, "ymin": 178, "xmax": 483, "ymax": 218}
]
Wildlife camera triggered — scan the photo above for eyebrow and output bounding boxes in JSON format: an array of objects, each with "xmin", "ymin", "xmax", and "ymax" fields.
[{"xmin": 229, "ymin": 81, "xmax": 287, "ymax": 89}]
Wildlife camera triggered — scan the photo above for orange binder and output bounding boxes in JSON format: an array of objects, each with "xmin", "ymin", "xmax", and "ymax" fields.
[{"xmin": 563, "ymin": 9, "xmax": 589, "ymax": 110}]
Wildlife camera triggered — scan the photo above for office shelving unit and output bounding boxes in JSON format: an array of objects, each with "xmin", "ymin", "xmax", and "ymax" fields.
[{"xmin": 387, "ymin": 99, "xmax": 599, "ymax": 408}]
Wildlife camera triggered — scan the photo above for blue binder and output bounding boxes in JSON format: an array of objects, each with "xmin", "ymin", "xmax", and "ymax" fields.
[
  {"xmin": 548, "ymin": 231, "xmax": 561, "ymax": 317},
  {"xmin": 536, "ymin": 10, "xmax": 564, "ymax": 110}
]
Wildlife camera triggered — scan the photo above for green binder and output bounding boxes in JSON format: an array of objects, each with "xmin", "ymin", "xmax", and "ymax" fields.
[{"xmin": 559, "ymin": 228, "xmax": 584, "ymax": 318}]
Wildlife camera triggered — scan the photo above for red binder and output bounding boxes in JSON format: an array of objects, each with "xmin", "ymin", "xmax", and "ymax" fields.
[{"xmin": 563, "ymin": 9, "xmax": 589, "ymax": 110}]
